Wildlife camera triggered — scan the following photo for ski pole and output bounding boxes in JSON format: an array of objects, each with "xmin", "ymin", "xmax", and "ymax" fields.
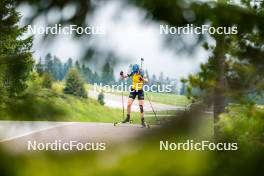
[
  {"xmin": 145, "ymin": 92, "xmax": 159, "ymax": 122},
  {"xmin": 119, "ymin": 71, "xmax": 125, "ymax": 121},
  {"xmin": 122, "ymin": 91, "xmax": 125, "ymax": 120},
  {"xmin": 141, "ymin": 58, "xmax": 144, "ymax": 70},
  {"xmin": 140, "ymin": 58, "xmax": 159, "ymax": 122}
]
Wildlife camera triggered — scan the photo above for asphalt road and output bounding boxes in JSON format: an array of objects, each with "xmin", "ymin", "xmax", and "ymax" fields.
[
  {"xmin": 0, "ymin": 92, "xmax": 184, "ymax": 153},
  {"xmin": 0, "ymin": 121, "xmax": 157, "ymax": 153}
]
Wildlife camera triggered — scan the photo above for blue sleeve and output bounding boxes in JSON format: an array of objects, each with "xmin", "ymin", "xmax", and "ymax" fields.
[{"xmin": 140, "ymin": 71, "xmax": 144, "ymax": 77}]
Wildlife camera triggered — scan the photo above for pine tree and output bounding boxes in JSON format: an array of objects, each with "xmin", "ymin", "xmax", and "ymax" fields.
[
  {"xmin": 151, "ymin": 74, "xmax": 157, "ymax": 87},
  {"xmin": 64, "ymin": 68, "xmax": 87, "ymax": 98},
  {"xmin": 81, "ymin": 64, "xmax": 93, "ymax": 83},
  {"xmin": 93, "ymin": 72, "xmax": 100, "ymax": 84},
  {"xmin": 44, "ymin": 53, "xmax": 53, "ymax": 73},
  {"xmin": 52, "ymin": 56, "xmax": 63, "ymax": 80},
  {"xmin": 0, "ymin": 0, "xmax": 34, "ymax": 97},
  {"xmin": 101, "ymin": 62, "xmax": 115, "ymax": 85},
  {"xmin": 75, "ymin": 60, "xmax": 81, "ymax": 71},
  {"xmin": 158, "ymin": 72, "xmax": 165, "ymax": 85},
  {"xmin": 145, "ymin": 70, "xmax": 150, "ymax": 81},
  {"xmin": 36, "ymin": 57, "xmax": 44, "ymax": 76},
  {"xmin": 67, "ymin": 58, "xmax": 73, "ymax": 69}
]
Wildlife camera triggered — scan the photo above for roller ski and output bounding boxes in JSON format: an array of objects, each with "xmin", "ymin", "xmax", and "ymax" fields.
[
  {"xmin": 141, "ymin": 118, "xmax": 150, "ymax": 128},
  {"xmin": 114, "ymin": 115, "xmax": 132, "ymax": 126},
  {"xmin": 114, "ymin": 115, "xmax": 150, "ymax": 128}
]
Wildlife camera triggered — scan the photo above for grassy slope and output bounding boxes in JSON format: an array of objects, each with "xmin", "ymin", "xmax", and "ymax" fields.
[
  {"xmin": 0, "ymin": 82, "xmax": 190, "ymax": 122},
  {"xmin": 51, "ymin": 82, "xmax": 139, "ymax": 122},
  {"xmin": 1, "ymin": 82, "xmax": 157, "ymax": 123},
  {"xmin": 47, "ymin": 91, "xmax": 127, "ymax": 122},
  {"xmin": 0, "ymin": 89, "xmax": 126, "ymax": 122},
  {"xmin": 89, "ymin": 83, "xmax": 191, "ymax": 106}
]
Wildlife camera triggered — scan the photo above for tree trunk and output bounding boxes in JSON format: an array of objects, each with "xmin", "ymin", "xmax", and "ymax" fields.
[{"xmin": 213, "ymin": 36, "xmax": 226, "ymax": 138}]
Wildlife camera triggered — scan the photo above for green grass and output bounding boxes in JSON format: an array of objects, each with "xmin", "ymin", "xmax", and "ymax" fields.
[
  {"xmin": 113, "ymin": 91, "xmax": 191, "ymax": 106},
  {"xmin": 1, "ymin": 82, "xmax": 165, "ymax": 124},
  {"xmin": 87, "ymin": 83, "xmax": 191, "ymax": 106},
  {"xmin": 0, "ymin": 82, "xmax": 189, "ymax": 123},
  {"xmin": 50, "ymin": 92, "xmax": 181, "ymax": 124},
  {"xmin": 47, "ymin": 91, "xmax": 129, "ymax": 122},
  {"xmin": 145, "ymin": 92, "xmax": 191, "ymax": 106},
  {"xmin": 0, "ymin": 88, "xmax": 147, "ymax": 123}
]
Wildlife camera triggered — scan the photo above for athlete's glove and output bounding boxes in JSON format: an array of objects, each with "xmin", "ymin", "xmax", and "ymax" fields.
[
  {"xmin": 120, "ymin": 71, "xmax": 124, "ymax": 76},
  {"xmin": 139, "ymin": 77, "xmax": 144, "ymax": 81}
]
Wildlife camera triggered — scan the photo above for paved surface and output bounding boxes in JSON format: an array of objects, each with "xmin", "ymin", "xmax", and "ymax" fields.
[
  {"xmin": 0, "ymin": 121, "xmax": 157, "ymax": 153},
  {"xmin": 89, "ymin": 90, "xmax": 185, "ymax": 112},
  {"xmin": 0, "ymin": 121, "xmax": 73, "ymax": 142},
  {"xmin": 0, "ymin": 92, "xmax": 183, "ymax": 153}
]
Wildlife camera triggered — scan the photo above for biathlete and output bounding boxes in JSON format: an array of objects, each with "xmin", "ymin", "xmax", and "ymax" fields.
[{"xmin": 120, "ymin": 64, "xmax": 148, "ymax": 127}]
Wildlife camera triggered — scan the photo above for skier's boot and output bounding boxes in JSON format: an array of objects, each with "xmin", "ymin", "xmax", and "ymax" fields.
[
  {"xmin": 141, "ymin": 118, "xmax": 146, "ymax": 128},
  {"xmin": 122, "ymin": 114, "xmax": 130, "ymax": 123}
]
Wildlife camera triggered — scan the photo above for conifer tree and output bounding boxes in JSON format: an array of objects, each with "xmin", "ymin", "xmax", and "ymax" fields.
[
  {"xmin": 64, "ymin": 68, "xmax": 87, "ymax": 98},
  {"xmin": 0, "ymin": 0, "xmax": 34, "ymax": 97}
]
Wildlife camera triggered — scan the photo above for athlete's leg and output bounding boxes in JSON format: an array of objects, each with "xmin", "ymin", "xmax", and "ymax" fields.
[
  {"xmin": 139, "ymin": 99, "xmax": 146, "ymax": 127},
  {"xmin": 127, "ymin": 98, "xmax": 134, "ymax": 116},
  {"xmin": 138, "ymin": 90, "xmax": 145, "ymax": 119},
  {"xmin": 138, "ymin": 90, "xmax": 146, "ymax": 127},
  {"xmin": 122, "ymin": 91, "xmax": 135, "ymax": 123},
  {"xmin": 139, "ymin": 100, "xmax": 144, "ymax": 119}
]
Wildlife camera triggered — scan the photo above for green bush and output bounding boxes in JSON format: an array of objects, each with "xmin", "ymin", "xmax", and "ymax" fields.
[
  {"xmin": 218, "ymin": 104, "xmax": 264, "ymax": 148},
  {"xmin": 25, "ymin": 71, "xmax": 42, "ymax": 93},
  {"xmin": 64, "ymin": 68, "xmax": 87, "ymax": 98},
  {"xmin": 41, "ymin": 72, "xmax": 54, "ymax": 89},
  {"xmin": 97, "ymin": 91, "xmax": 105, "ymax": 105}
]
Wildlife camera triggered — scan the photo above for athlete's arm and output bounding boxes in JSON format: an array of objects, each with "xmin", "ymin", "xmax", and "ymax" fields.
[
  {"xmin": 139, "ymin": 76, "xmax": 149, "ymax": 83},
  {"xmin": 143, "ymin": 77, "xmax": 149, "ymax": 83},
  {"xmin": 120, "ymin": 71, "xmax": 130, "ymax": 79}
]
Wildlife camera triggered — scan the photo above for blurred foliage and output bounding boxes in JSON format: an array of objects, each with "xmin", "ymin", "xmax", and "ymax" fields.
[
  {"xmin": 41, "ymin": 72, "xmax": 54, "ymax": 89},
  {"xmin": 16, "ymin": 0, "xmax": 94, "ymax": 26},
  {"xmin": 0, "ymin": 104, "xmax": 263, "ymax": 176},
  {"xmin": 0, "ymin": 0, "xmax": 35, "ymax": 120},
  {"xmin": 218, "ymin": 104, "xmax": 264, "ymax": 149},
  {"xmin": 169, "ymin": 0, "xmax": 264, "ymax": 124},
  {"xmin": 0, "ymin": 1, "xmax": 262, "ymax": 175}
]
